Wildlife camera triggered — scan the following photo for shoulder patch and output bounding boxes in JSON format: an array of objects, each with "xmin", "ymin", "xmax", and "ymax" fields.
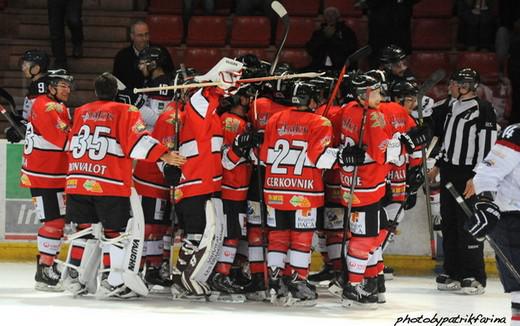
[
  {"xmin": 224, "ymin": 117, "xmax": 241, "ymax": 133},
  {"xmin": 370, "ymin": 111, "xmax": 386, "ymax": 128}
]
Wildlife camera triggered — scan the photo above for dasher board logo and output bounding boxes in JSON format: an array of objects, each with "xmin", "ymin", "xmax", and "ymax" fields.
[{"xmin": 5, "ymin": 200, "xmax": 39, "ymax": 240}]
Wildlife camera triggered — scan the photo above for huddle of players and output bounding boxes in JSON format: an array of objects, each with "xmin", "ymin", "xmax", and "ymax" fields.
[{"xmin": 14, "ymin": 44, "xmax": 436, "ymax": 307}]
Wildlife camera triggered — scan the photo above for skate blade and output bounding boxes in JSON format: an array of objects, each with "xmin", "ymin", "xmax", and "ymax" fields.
[
  {"xmin": 340, "ymin": 298, "xmax": 378, "ymax": 310},
  {"xmin": 208, "ymin": 292, "xmax": 247, "ymax": 303},
  {"xmin": 149, "ymin": 285, "xmax": 172, "ymax": 294},
  {"xmin": 35, "ymin": 282, "xmax": 65, "ymax": 293},
  {"xmin": 309, "ymin": 280, "xmax": 330, "ymax": 288},
  {"xmin": 284, "ymin": 295, "xmax": 317, "ymax": 307},
  {"xmin": 245, "ymin": 290, "xmax": 267, "ymax": 302},
  {"xmin": 437, "ymin": 284, "xmax": 461, "ymax": 291},
  {"xmin": 377, "ymin": 293, "xmax": 386, "ymax": 304},
  {"xmin": 171, "ymin": 291, "xmax": 208, "ymax": 302},
  {"xmin": 383, "ymin": 274, "xmax": 394, "ymax": 281},
  {"xmin": 328, "ymin": 284, "xmax": 342, "ymax": 298}
]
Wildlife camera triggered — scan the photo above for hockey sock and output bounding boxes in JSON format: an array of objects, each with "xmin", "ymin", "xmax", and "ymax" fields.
[
  {"xmin": 512, "ymin": 292, "xmax": 520, "ymax": 326},
  {"xmin": 289, "ymin": 230, "xmax": 313, "ymax": 279},
  {"xmin": 326, "ymin": 230, "xmax": 344, "ymax": 272},
  {"xmin": 248, "ymin": 226, "xmax": 266, "ymax": 274},
  {"xmin": 37, "ymin": 218, "xmax": 65, "ymax": 266},
  {"xmin": 283, "ymin": 250, "xmax": 293, "ymax": 277},
  {"xmin": 235, "ymin": 238, "xmax": 249, "ymax": 264},
  {"xmin": 347, "ymin": 236, "xmax": 379, "ymax": 284},
  {"xmin": 144, "ymin": 224, "xmax": 163, "ymax": 268},
  {"xmin": 364, "ymin": 250, "xmax": 379, "ymax": 278},
  {"xmin": 162, "ymin": 226, "xmax": 173, "ymax": 262},
  {"xmin": 374, "ymin": 247, "xmax": 384, "ymax": 275},
  {"xmin": 267, "ymin": 230, "xmax": 290, "ymax": 270},
  {"xmin": 216, "ymin": 238, "xmax": 239, "ymax": 276},
  {"xmin": 315, "ymin": 232, "xmax": 329, "ymax": 264}
]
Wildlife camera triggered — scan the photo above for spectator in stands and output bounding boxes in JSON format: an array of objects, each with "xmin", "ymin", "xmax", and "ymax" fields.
[
  {"xmin": 47, "ymin": 0, "xmax": 84, "ymax": 70},
  {"xmin": 182, "ymin": 0, "xmax": 215, "ymax": 42},
  {"xmin": 508, "ymin": 19, "xmax": 520, "ymax": 123},
  {"xmin": 456, "ymin": 0, "xmax": 498, "ymax": 51},
  {"xmin": 235, "ymin": 0, "xmax": 276, "ymax": 43},
  {"xmin": 364, "ymin": 0, "xmax": 417, "ymax": 66},
  {"xmin": 305, "ymin": 7, "xmax": 358, "ymax": 71},
  {"xmin": 113, "ymin": 20, "xmax": 174, "ymax": 91}
]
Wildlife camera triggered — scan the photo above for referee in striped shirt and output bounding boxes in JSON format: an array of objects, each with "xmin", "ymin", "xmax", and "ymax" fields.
[{"xmin": 429, "ymin": 68, "xmax": 498, "ymax": 295}]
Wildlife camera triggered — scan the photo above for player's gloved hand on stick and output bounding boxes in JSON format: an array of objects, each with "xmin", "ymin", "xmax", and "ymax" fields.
[
  {"xmin": 233, "ymin": 132, "xmax": 254, "ymax": 158},
  {"xmin": 465, "ymin": 193, "xmax": 501, "ymax": 241},
  {"xmin": 338, "ymin": 145, "xmax": 366, "ymax": 167},
  {"xmin": 404, "ymin": 192, "xmax": 417, "ymax": 210},
  {"xmin": 163, "ymin": 164, "xmax": 182, "ymax": 186},
  {"xmin": 406, "ymin": 166, "xmax": 425, "ymax": 193},
  {"xmin": 5, "ymin": 125, "xmax": 25, "ymax": 143},
  {"xmin": 400, "ymin": 125, "xmax": 430, "ymax": 153}
]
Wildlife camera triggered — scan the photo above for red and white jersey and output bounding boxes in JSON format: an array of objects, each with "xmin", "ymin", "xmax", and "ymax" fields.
[
  {"xmin": 220, "ymin": 112, "xmax": 252, "ymax": 201},
  {"xmin": 316, "ymin": 104, "xmax": 343, "ymax": 204},
  {"xmin": 140, "ymin": 74, "xmax": 176, "ymax": 130},
  {"xmin": 21, "ymin": 94, "xmax": 70, "ymax": 189},
  {"xmin": 133, "ymin": 102, "xmax": 183, "ymax": 200},
  {"xmin": 335, "ymin": 101, "xmax": 399, "ymax": 207},
  {"xmin": 260, "ymin": 108, "xmax": 337, "ymax": 210},
  {"xmin": 380, "ymin": 101, "xmax": 420, "ymax": 203},
  {"xmin": 175, "ymin": 87, "xmax": 225, "ymax": 203},
  {"xmin": 248, "ymin": 97, "xmax": 291, "ymax": 133},
  {"xmin": 66, "ymin": 100, "xmax": 168, "ymax": 197}
]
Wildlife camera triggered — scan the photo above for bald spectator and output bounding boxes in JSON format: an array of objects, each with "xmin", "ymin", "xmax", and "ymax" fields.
[
  {"xmin": 113, "ymin": 20, "xmax": 174, "ymax": 91},
  {"xmin": 305, "ymin": 7, "xmax": 358, "ymax": 71}
]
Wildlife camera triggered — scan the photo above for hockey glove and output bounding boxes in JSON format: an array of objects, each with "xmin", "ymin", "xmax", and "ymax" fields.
[
  {"xmin": 404, "ymin": 192, "xmax": 417, "ymax": 210},
  {"xmin": 5, "ymin": 125, "xmax": 25, "ymax": 143},
  {"xmin": 232, "ymin": 132, "xmax": 254, "ymax": 158},
  {"xmin": 465, "ymin": 194, "xmax": 500, "ymax": 241},
  {"xmin": 163, "ymin": 164, "xmax": 182, "ymax": 187},
  {"xmin": 400, "ymin": 125, "xmax": 430, "ymax": 153},
  {"xmin": 406, "ymin": 165, "xmax": 425, "ymax": 194},
  {"xmin": 386, "ymin": 219, "xmax": 399, "ymax": 234},
  {"xmin": 338, "ymin": 145, "xmax": 366, "ymax": 167}
]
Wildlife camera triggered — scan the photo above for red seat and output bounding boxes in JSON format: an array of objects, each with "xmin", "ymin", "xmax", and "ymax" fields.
[
  {"xmin": 165, "ymin": 47, "xmax": 184, "ymax": 69},
  {"xmin": 229, "ymin": 48, "xmax": 270, "ymax": 62},
  {"xmin": 455, "ymin": 52, "xmax": 500, "ymax": 83},
  {"xmin": 280, "ymin": 49, "xmax": 311, "ymax": 69},
  {"xmin": 343, "ymin": 17, "xmax": 368, "ymax": 46},
  {"xmin": 186, "ymin": 16, "xmax": 227, "ymax": 46},
  {"xmin": 146, "ymin": 15, "xmax": 183, "ymax": 46},
  {"xmin": 324, "ymin": 0, "xmax": 363, "ymax": 17},
  {"xmin": 230, "ymin": 16, "xmax": 271, "ymax": 47},
  {"xmin": 193, "ymin": 0, "xmax": 232, "ymax": 15},
  {"xmin": 276, "ymin": 17, "xmax": 315, "ymax": 47},
  {"xmin": 148, "ymin": 0, "xmax": 183, "ymax": 14},
  {"xmin": 183, "ymin": 48, "xmax": 224, "ymax": 72},
  {"xmin": 412, "ymin": 19, "xmax": 453, "ymax": 50},
  {"xmin": 409, "ymin": 52, "xmax": 451, "ymax": 82},
  {"xmin": 280, "ymin": 0, "xmax": 320, "ymax": 16},
  {"xmin": 413, "ymin": 0, "xmax": 453, "ymax": 18}
]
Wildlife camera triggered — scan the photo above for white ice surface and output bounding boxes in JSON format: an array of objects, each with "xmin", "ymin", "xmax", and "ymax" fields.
[{"xmin": 0, "ymin": 263, "xmax": 510, "ymax": 326}]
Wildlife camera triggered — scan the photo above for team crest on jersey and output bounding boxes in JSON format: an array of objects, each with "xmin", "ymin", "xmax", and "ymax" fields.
[
  {"xmin": 342, "ymin": 118, "xmax": 358, "ymax": 134},
  {"xmin": 45, "ymin": 102, "xmax": 64, "ymax": 113},
  {"xmin": 83, "ymin": 180, "xmax": 103, "ymax": 193},
  {"xmin": 20, "ymin": 174, "xmax": 31, "ymax": 186},
  {"xmin": 56, "ymin": 118, "xmax": 68, "ymax": 131},
  {"xmin": 277, "ymin": 124, "xmax": 308, "ymax": 136},
  {"xmin": 132, "ymin": 121, "xmax": 146, "ymax": 133},
  {"xmin": 289, "ymin": 195, "xmax": 311, "ymax": 208},
  {"xmin": 391, "ymin": 118, "xmax": 405, "ymax": 130},
  {"xmin": 224, "ymin": 117, "xmax": 240, "ymax": 133},
  {"xmin": 320, "ymin": 117, "xmax": 332, "ymax": 127},
  {"xmin": 267, "ymin": 194, "xmax": 283, "ymax": 205},
  {"xmin": 174, "ymin": 189, "xmax": 183, "ymax": 202},
  {"xmin": 370, "ymin": 111, "xmax": 386, "ymax": 128},
  {"xmin": 128, "ymin": 105, "xmax": 139, "ymax": 112}
]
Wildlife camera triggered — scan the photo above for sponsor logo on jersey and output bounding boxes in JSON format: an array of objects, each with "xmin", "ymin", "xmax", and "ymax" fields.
[
  {"xmin": 342, "ymin": 191, "xmax": 361, "ymax": 205},
  {"xmin": 66, "ymin": 179, "xmax": 77, "ymax": 189},
  {"xmin": 267, "ymin": 194, "xmax": 283, "ymax": 205},
  {"xmin": 81, "ymin": 111, "xmax": 114, "ymax": 122},
  {"xmin": 277, "ymin": 124, "xmax": 308, "ymax": 136},
  {"xmin": 289, "ymin": 195, "xmax": 311, "ymax": 208},
  {"xmin": 20, "ymin": 174, "xmax": 31, "ymax": 186},
  {"xmin": 320, "ymin": 117, "xmax": 331, "ymax": 127},
  {"xmin": 83, "ymin": 179, "xmax": 103, "ymax": 193}
]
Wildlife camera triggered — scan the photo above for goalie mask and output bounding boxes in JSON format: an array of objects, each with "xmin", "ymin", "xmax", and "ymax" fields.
[{"xmin": 20, "ymin": 49, "xmax": 49, "ymax": 78}]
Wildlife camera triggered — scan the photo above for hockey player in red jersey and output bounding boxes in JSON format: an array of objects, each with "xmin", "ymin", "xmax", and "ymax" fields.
[
  {"xmin": 250, "ymin": 82, "xmax": 340, "ymax": 306},
  {"xmin": 210, "ymin": 88, "xmax": 253, "ymax": 299},
  {"xmin": 63, "ymin": 73, "xmax": 185, "ymax": 298},
  {"xmin": 20, "ymin": 70, "xmax": 73, "ymax": 292},
  {"xmin": 171, "ymin": 58, "xmax": 243, "ymax": 300},
  {"xmin": 335, "ymin": 74, "xmax": 428, "ymax": 307}
]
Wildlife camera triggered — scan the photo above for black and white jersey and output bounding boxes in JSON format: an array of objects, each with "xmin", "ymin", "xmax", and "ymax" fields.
[
  {"xmin": 438, "ymin": 96, "xmax": 497, "ymax": 167},
  {"xmin": 140, "ymin": 74, "xmax": 175, "ymax": 130},
  {"xmin": 22, "ymin": 77, "xmax": 48, "ymax": 120}
]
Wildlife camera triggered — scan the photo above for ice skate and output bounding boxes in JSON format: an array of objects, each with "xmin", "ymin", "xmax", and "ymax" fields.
[
  {"xmin": 285, "ymin": 273, "xmax": 318, "ymax": 307},
  {"xmin": 243, "ymin": 272, "xmax": 268, "ymax": 301},
  {"xmin": 208, "ymin": 273, "xmax": 246, "ymax": 303},
  {"xmin": 268, "ymin": 267, "xmax": 288, "ymax": 305},
  {"xmin": 460, "ymin": 278, "xmax": 485, "ymax": 295},
  {"xmin": 436, "ymin": 274, "xmax": 461, "ymax": 291},
  {"xmin": 341, "ymin": 282, "xmax": 378, "ymax": 309},
  {"xmin": 34, "ymin": 256, "xmax": 64, "ymax": 292},
  {"xmin": 308, "ymin": 263, "xmax": 335, "ymax": 287}
]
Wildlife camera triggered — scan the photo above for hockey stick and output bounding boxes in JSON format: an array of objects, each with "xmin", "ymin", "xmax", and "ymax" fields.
[
  {"xmin": 133, "ymin": 72, "xmax": 325, "ymax": 94},
  {"xmin": 322, "ymin": 45, "xmax": 371, "ymax": 118},
  {"xmin": 416, "ymin": 69, "xmax": 446, "ymax": 259},
  {"xmin": 0, "ymin": 104, "xmax": 25, "ymax": 139},
  {"xmin": 341, "ymin": 88, "xmax": 371, "ymax": 283},
  {"xmin": 445, "ymin": 182, "xmax": 520, "ymax": 284},
  {"xmin": 269, "ymin": 1, "xmax": 289, "ymax": 75}
]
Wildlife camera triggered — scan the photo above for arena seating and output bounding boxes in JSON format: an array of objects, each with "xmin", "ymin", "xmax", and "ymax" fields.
[
  {"xmin": 186, "ymin": 16, "xmax": 227, "ymax": 47},
  {"xmin": 146, "ymin": 15, "xmax": 183, "ymax": 46}
]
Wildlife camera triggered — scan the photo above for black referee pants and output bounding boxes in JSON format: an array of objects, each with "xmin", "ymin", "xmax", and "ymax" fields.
[{"xmin": 439, "ymin": 163, "xmax": 486, "ymax": 286}]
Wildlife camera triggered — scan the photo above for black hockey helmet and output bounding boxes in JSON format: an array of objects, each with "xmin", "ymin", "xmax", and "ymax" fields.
[
  {"xmin": 290, "ymin": 82, "xmax": 318, "ymax": 107},
  {"xmin": 390, "ymin": 80, "xmax": 419, "ymax": 102},
  {"xmin": 379, "ymin": 44, "xmax": 407, "ymax": 65},
  {"xmin": 351, "ymin": 74, "xmax": 381, "ymax": 98},
  {"xmin": 237, "ymin": 54, "xmax": 269, "ymax": 79},
  {"xmin": 139, "ymin": 46, "xmax": 168, "ymax": 71},
  {"xmin": 450, "ymin": 67, "xmax": 480, "ymax": 90},
  {"xmin": 20, "ymin": 49, "xmax": 49, "ymax": 73},
  {"xmin": 47, "ymin": 69, "xmax": 74, "ymax": 87}
]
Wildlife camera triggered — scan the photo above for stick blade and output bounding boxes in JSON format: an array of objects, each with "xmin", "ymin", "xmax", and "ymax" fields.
[
  {"xmin": 271, "ymin": 1, "xmax": 288, "ymax": 18},
  {"xmin": 345, "ymin": 45, "xmax": 372, "ymax": 66},
  {"xmin": 420, "ymin": 69, "xmax": 446, "ymax": 95}
]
